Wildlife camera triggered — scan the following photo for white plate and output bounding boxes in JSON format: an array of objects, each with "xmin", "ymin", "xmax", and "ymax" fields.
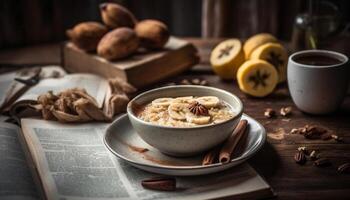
[{"xmin": 104, "ymin": 114, "xmax": 266, "ymax": 176}]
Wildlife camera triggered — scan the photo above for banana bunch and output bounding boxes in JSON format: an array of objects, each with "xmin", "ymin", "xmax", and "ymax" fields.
[
  {"xmin": 210, "ymin": 33, "xmax": 288, "ymax": 97},
  {"xmin": 152, "ymin": 96, "xmax": 220, "ymax": 125}
]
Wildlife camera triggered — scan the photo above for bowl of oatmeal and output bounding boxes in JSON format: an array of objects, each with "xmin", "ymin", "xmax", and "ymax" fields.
[{"xmin": 127, "ymin": 85, "xmax": 243, "ymax": 157}]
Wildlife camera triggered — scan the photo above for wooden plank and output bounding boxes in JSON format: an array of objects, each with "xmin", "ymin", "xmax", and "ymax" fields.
[
  {"xmin": 149, "ymin": 73, "xmax": 350, "ymax": 199},
  {"xmin": 0, "ymin": 43, "xmax": 61, "ymax": 66},
  {"xmin": 250, "ymin": 143, "xmax": 350, "ymax": 199}
]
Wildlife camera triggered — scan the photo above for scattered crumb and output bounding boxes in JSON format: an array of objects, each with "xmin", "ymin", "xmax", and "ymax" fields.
[
  {"xmin": 331, "ymin": 134, "xmax": 343, "ymax": 142},
  {"xmin": 280, "ymin": 106, "xmax": 292, "ymax": 116},
  {"xmin": 310, "ymin": 150, "xmax": 319, "ymax": 160},
  {"xmin": 281, "ymin": 118, "xmax": 291, "ymax": 122},
  {"xmin": 180, "ymin": 79, "xmax": 191, "ymax": 85},
  {"xmin": 264, "ymin": 108, "xmax": 276, "ymax": 118},
  {"xmin": 290, "ymin": 128, "xmax": 301, "ymax": 134},
  {"xmin": 268, "ymin": 128, "xmax": 286, "ymax": 140}
]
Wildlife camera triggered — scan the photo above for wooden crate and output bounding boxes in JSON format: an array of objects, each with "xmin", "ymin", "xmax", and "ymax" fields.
[{"xmin": 63, "ymin": 37, "xmax": 199, "ymax": 88}]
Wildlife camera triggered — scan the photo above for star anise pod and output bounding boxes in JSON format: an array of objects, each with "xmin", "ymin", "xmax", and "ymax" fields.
[{"xmin": 188, "ymin": 101, "xmax": 209, "ymax": 116}]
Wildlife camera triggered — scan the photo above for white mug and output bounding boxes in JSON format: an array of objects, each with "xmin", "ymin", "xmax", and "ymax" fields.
[{"xmin": 287, "ymin": 50, "xmax": 349, "ymax": 114}]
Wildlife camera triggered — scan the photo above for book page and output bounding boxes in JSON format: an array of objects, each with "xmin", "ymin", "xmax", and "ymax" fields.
[
  {"xmin": 16, "ymin": 73, "xmax": 108, "ymax": 108},
  {"xmin": 0, "ymin": 115, "xmax": 10, "ymax": 122},
  {"xmin": 0, "ymin": 72, "xmax": 17, "ymax": 107},
  {"xmin": 118, "ymin": 162, "xmax": 272, "ymax": 200},
  {"xmin": 0, "ymin": 122, "xmax": 39, "ymax": 200},
  {"xmin": 21, "ymin": 118, "xmax": 272, "ymax": 200},
  {"xmin": 0, "ymin": 66, "xmax": 66, "ymax": 110}
]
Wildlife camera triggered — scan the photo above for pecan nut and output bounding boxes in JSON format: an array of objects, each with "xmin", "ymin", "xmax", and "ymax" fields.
[
  {"xmin": 294, "ymin": 151, "xmax": 306, "ymax": 165},
  {"xmin": 297, "ymin": 146, "xmax": 309, "ymax": 155},
  {"xmin": 314, "ymin": 158, "xmax": 331, "ymax": 167},
  {"xmin": 337, "ymin": 163, "xmax": 350, "ymax": 174},
  {"xmin": 303, "ymin": 125, "xmax": 328, "ymax": 139},
  {"xmin": 264, "ymin": 108, "xmax": 276, "ymax": 118},
  {"xmin": 280, "ymin": 106, "xmax": 292, "ymax": 116}
]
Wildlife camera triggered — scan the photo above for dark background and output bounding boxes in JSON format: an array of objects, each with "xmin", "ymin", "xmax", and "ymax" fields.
[{"xmin": 0, "ymin": 0, "xmax": 349, "ymax": 49}]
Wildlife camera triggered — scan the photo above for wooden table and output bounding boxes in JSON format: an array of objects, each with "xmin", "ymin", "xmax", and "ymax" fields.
[{"xmin": 1, "ymin": 38, "xmax": 349, "ymax": 199}]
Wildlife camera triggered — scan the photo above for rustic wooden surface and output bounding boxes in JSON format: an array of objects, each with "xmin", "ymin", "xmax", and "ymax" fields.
[{"xmin": 0, "ymin": 38, "xmax": 349, "ymax": 199}]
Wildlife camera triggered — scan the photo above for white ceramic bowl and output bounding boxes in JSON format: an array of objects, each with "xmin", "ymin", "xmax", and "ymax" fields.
[{"xmin": 127, "ymin": 85, "xmax": 243, "ymax": 157}]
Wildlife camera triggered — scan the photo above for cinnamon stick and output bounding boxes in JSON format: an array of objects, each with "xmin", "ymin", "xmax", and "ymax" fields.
[
  {"xmin": 219, "ymin": 120, "xmax": 248, "ymax": 164},
  {"xmin": 202, "ymin": 145, "xmax": 221, "ymax": 165}
]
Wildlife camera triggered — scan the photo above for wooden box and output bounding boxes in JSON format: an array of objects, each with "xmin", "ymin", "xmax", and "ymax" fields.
[{"xmin": 62, "ymin": 37, "xmax": 199, "ymax": 88}]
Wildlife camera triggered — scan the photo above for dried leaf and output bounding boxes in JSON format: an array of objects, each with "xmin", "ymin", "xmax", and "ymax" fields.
[
  {"xmin": 51, "ymin": 109, "xmax": 83, "ymax": 123},
  {"xmin": 37, "ymin": 91, "xmax": 58, "ymax": 106},
  {"xmin": 35, "ymin": 78, "xmax": 132, "ymax": 123},
  {"xmin": 109, "ymin": 78, "xmax": 137, "ymax": 94},
  {"xmin": 107, "ymin": 94, "xmax": 129, "ymax": 118},
  {"xmin": 74, "ymin": 98, "xmax": 107, "ymax": 121},
  {"xmin": 42, "ymin": 106, "xmax": 56, "ymax": 120},
  {"xmin": 73, "ymin": 99, "xmax": 93, "ymax": 121}
]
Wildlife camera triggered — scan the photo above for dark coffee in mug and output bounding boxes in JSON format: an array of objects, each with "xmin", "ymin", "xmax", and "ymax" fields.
[
  {"xmin": 288, "ymin": 50, "xmax": 349, "ymax": 114},
  {"xmin": 293, "ymin": 53, "xmax": 344, "ymax": 66}
]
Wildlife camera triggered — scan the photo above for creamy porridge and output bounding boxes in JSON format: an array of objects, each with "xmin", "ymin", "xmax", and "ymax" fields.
[{"xmin": 137, "ymin": 96, "xmax": 235, "ymax": 127}]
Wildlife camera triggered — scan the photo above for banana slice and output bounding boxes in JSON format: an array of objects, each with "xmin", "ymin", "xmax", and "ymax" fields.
[
  {"xmin": 250, "ymin": 42, "xmax": 288, "ymax": 83},
  {"xmin": 236, "ymin": 60, "xmax": 278, "ymax": 97},
  {"xmin": 172, "ymin": 96, "xmax": 195, "ymax": 104},
  {"xmin": 152, "ymin": 98, "xmax": 173, "ymax": 107},
  {"xmin": 185, "ymin": 112, "xmax": 211, "ymax": 125},
  {"xmin": 196, "ymin": 96, "xmax": 220, "ymax": 108},
  {"xmin": 168, "ymin": 103, "xmax": 189, "ymax": 120},
  {"xmin": 210, "ymin": 39, "xmax": 245, "ymax": 79},
  {"xmin": 243, "ymin": 33, "xmax": 277, "ymax": 59}
]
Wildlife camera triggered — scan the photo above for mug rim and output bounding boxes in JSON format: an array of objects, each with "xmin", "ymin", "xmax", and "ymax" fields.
[{"xmin": 289, "ymin": 49, "xmax": 348, "ymax": 69}]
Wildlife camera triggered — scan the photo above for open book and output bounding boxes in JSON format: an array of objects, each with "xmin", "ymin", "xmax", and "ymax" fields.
[
  {"xmin": 0, "ymin": 66, "xmax": 66, "ymax": 112},
  {"xmin": 6, "ymin": 67, "xmax": 108, "ymax": 119},
  {"xmin": 1, "ymin": 66, "xmax": 134, "ymax": 123},
  {"xmin": 0, "ymin": 118, "xmax": 274, "ymax": 200}
]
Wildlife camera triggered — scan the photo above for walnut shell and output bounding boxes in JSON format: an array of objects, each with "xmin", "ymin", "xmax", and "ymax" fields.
[
  {"xmin": 135, "ymin": 19, "xmax": 170, "ymax": 49},
  {"xmin": 66, "ymin": 22, "xmax": 108, "ymax": 51},
  {"xmin": 100, "ymin": 3, "xmax": 137, "ymax": 29},
  {"xmin": 97, "ymin": 27, "xmax": 139, "ymax": 60}
]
